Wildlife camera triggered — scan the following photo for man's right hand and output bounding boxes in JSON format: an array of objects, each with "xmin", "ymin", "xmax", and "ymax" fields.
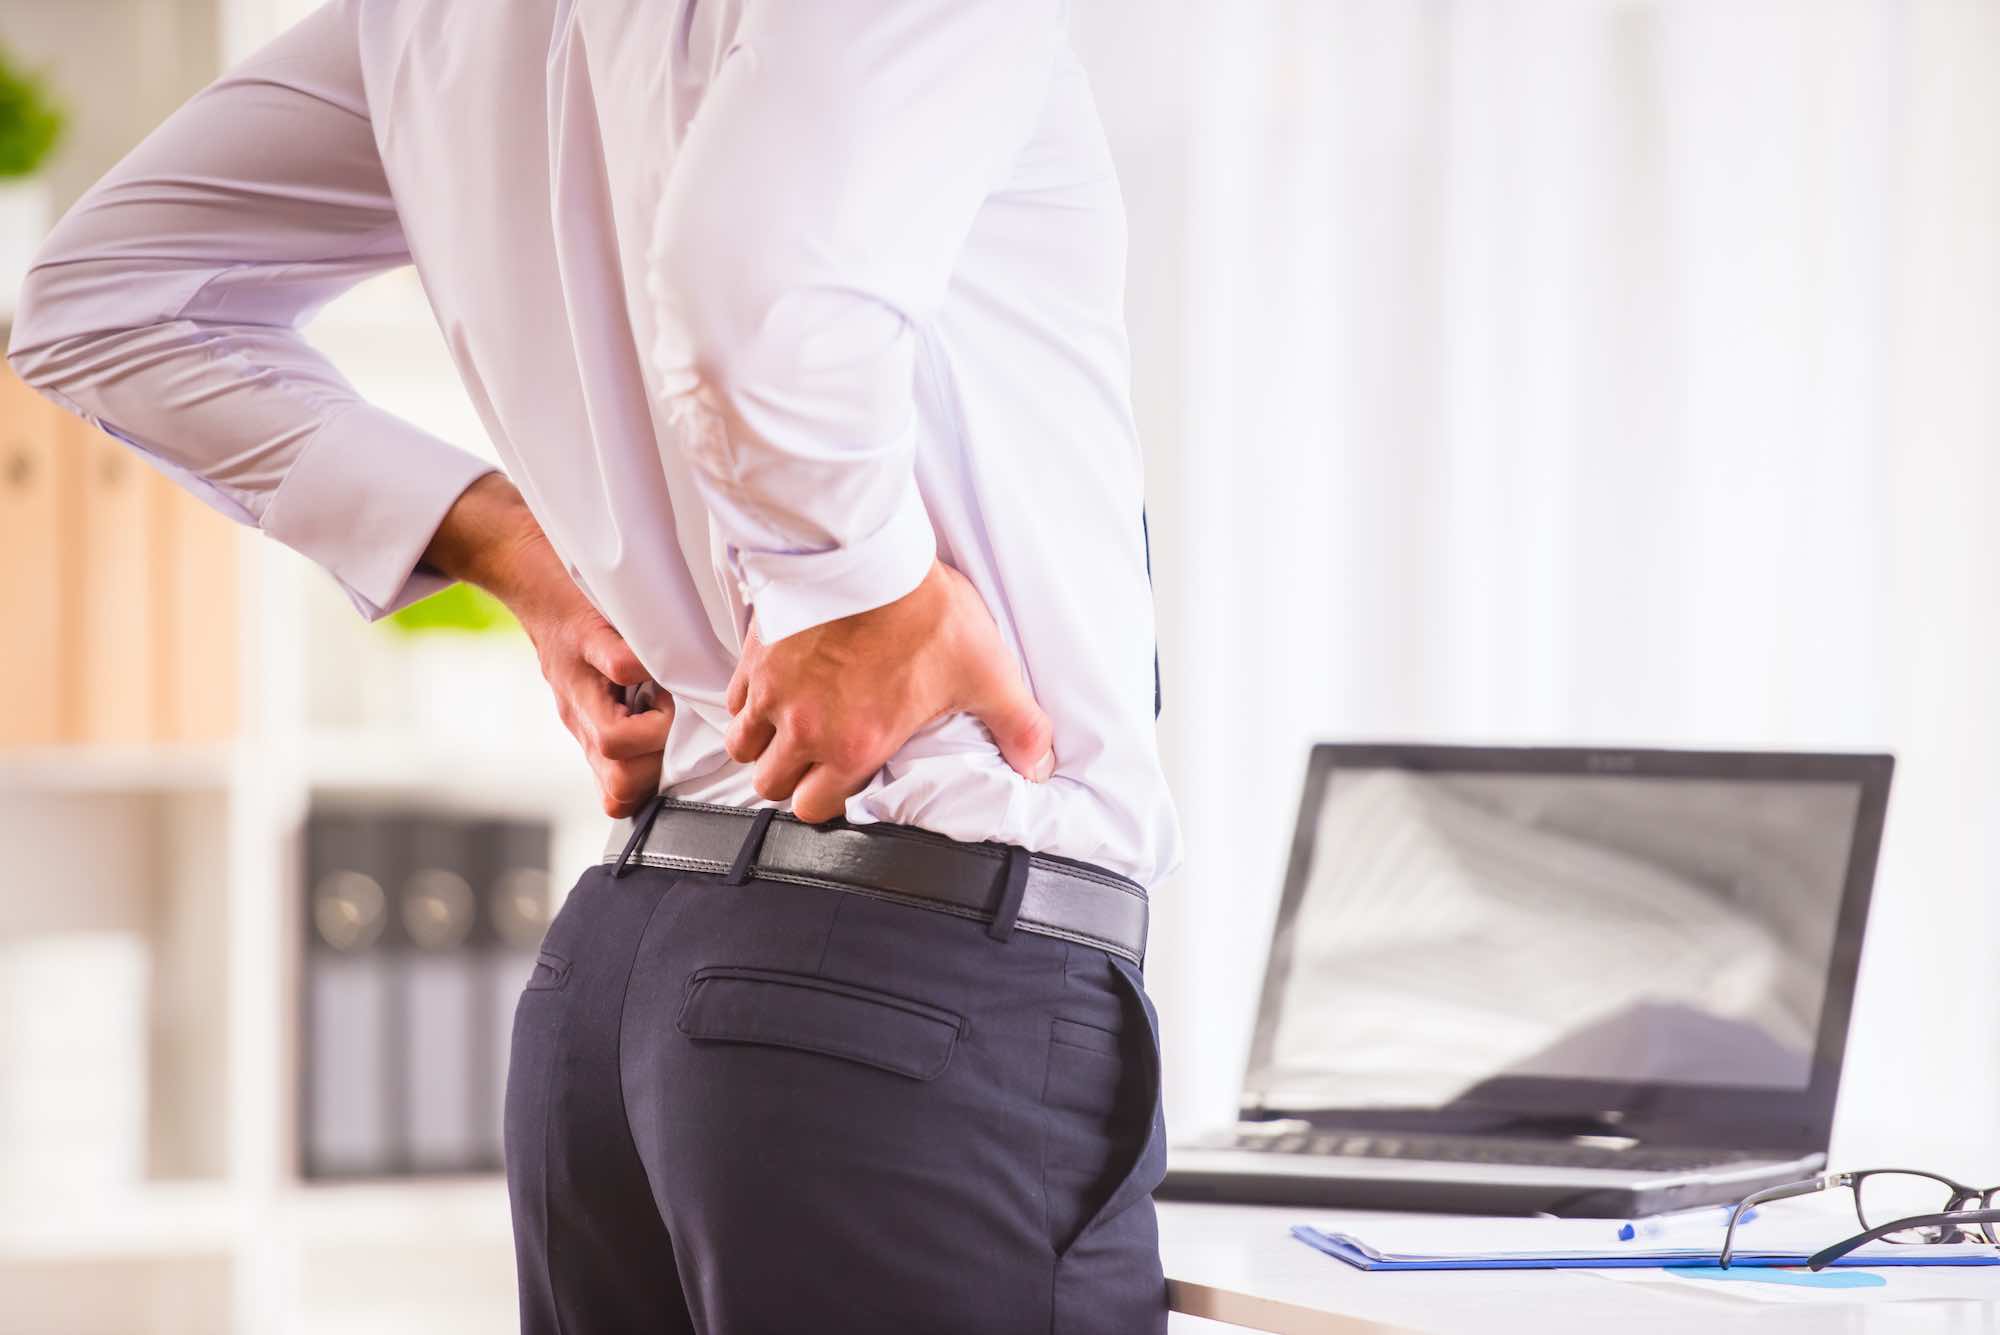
[
  {"xmin": 422, "ymin": 472, "xmax": 672, "ymax": 819},
  {"xmin": 724, "ymin": 560, "xmax": 1055, "ymax": 824}
]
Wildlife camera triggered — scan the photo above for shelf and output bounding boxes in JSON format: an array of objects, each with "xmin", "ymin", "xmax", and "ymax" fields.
[
  {"xmin": 282, "ymin": 1176, "xmax": 512, "ymax": 1247},
  {"xmin": 0, "ymin": 1181, "xmax": 244, "ymax": 1263},
  {"xmin": 299, "ymin": 730, "xmax": 589, "ymax": 806},
  {"xmin": 0, "ymin": 742, "xmax": 235, "ymax": 794}
]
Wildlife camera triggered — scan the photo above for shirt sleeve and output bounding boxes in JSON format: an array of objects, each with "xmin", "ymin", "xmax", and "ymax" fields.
[
  {"xmin": 4, "ymin": 1, "xmax": 495, "ymax": 621},
  {"xmin": 647, "ymin": 0, "xmax": 1064, "ymax": 643}
]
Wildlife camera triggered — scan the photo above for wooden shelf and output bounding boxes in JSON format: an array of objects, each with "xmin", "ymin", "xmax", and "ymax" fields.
[{"xmin": 299, "ymin": 730, "xmax": 587, "ymax": 803}]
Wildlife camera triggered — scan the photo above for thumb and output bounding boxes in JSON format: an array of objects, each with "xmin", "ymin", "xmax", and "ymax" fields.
[
  {"xmin": 966, "ymin": 662, "xmax": 1055, "ymax": 784},
  {"xmin": 580, "ymin": 621, "xmax": 649, "ymax": 687},
  {"xmin": 726, "ymin": 626, "xmax": 762, "ymax": 716}
]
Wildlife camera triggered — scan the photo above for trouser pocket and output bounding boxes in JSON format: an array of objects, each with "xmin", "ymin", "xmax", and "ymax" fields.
[
  {"xmin": 675, "ymin": 966, "xmax": 966, "ymax": 1080},
  {"xmin": 1041, "ymin": 954, "xmax": 1165, "ymax": 1257}
]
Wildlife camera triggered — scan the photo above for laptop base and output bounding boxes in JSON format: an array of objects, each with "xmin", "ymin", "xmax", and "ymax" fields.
[{"xmin": 1157, "ymin": 1152, "xmax": 1820, "ymax": 1219}]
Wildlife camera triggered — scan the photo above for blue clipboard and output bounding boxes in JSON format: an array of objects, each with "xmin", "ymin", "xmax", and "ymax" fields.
[{"xmin": 1292, "ymin": 1225, "xmax": 2000, "ymax": 1271}]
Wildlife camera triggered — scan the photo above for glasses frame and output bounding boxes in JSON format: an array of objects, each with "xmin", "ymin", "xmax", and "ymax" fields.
[
  {"xmin": 1719, "ymin": 1169, "xmax": 2000, "ymax": 1268},
  {"xmin": 1806, "ymin": 1208, "xmax": 2000, "ymax": 1270}
]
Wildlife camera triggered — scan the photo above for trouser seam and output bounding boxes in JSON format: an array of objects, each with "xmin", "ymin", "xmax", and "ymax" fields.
[
  {"xmin": 1044, "ymin": 942, "xmax": 1070, "ymax": 1335},
  {"xmin": 613, "ymin": 874, "xmax": 684, "ymax": 1256},
  {"xmin": 536, "ymin": 986, "xmax": 566, "ymax": 1335}
]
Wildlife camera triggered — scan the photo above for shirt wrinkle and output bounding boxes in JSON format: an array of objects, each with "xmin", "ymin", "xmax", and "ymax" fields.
[{"xmin": 5, "ymin": 0, "xmax": 1183, "ymax": 888}]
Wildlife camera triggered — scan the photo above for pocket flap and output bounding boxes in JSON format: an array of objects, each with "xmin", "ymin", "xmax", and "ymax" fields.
[
  {"xmin": 524, "ymin": 949, "xmax": 570, "ymax": 991},
  {"xmin": 676, "ymin": 967, "xmax": 963, "ymax": 1081}
]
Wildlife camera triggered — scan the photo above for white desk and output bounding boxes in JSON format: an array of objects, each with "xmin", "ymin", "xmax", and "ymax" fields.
[{"xmin": 1159, "ymin": 1202, "xmax": 2000, "ymax": 1335}]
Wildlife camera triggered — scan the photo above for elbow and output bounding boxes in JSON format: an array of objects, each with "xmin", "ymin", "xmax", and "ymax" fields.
[
  {"xmin": 6, "ymin": 249, "xmax": 109, "ymax": 405},
  {"xmin": 6, "ymin": 262, "xmax": 63, "ymax": 392}
]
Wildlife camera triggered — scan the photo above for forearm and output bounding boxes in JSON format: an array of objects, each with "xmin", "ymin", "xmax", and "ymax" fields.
[
  {"xmin": 420, "ymin": 472, "xmax": 574, "ymax": 619},
  {"xmin": 4, "ymin": 3, "xmax": 493, "ymax": 621},
  {"xmin": 423, "ymin": 471, "xmax": 671, "ymax": 815}
]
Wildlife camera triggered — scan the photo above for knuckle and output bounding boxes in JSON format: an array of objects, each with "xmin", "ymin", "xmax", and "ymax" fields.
[{"xmin": 779, "ymin": 704, "xmax": 820, "ymax": 743}]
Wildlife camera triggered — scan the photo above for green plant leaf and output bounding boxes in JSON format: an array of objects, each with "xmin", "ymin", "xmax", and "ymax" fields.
[
  {"xmin": 384, "ymin": 582, "xmax": 521, "ymax": 636},
  {"xmin": 0, "ymin": 48, "xmax": 66, "ymax": 179}
]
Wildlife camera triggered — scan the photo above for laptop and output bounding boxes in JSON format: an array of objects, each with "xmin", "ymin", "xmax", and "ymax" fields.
[{"xmin": 1159, "ymin": 743, "xmax": 1894, "ymax": 1218}]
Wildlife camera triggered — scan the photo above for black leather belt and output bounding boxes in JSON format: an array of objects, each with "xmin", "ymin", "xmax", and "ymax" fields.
[{"xmin": 599, "ymin": 800, "xmax": 1149, "ymax": 966}]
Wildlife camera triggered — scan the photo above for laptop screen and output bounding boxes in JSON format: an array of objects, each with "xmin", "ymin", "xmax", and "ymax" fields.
[{"xmin": 1242, "ymin": 750, "xmax": 1886, "ymax": 1123}]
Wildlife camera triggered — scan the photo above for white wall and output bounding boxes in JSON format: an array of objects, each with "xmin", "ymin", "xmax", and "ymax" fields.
[{"xmin": 1078, "ymin": 0, "xmax": 2000, "ymax": 1178}]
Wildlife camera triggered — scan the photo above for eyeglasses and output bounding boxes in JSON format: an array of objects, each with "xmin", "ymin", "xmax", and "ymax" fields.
[{"xmin": 1719, "ymin": 1169, "xmax": 2000, "ymax": 1270}]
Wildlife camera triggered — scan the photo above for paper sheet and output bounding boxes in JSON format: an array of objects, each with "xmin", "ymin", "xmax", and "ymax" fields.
[
  {"xmin": 1588, "ymin": 1264, "xmax": 1987, "ymax": 1306},
  {"xmin": 1305, "ymin": 1211, "xmax": 1998, "ymax": 1265}
]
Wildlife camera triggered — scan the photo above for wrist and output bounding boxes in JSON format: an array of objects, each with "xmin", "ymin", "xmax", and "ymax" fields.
[{"xmin": 422, "ymin": 472, "xmax": 571, "ymax": 618}]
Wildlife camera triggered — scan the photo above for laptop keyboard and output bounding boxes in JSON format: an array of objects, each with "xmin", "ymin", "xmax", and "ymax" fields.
[{"xmin": 1225, "ymin": 1129, "xmax": 1735, "ymax": 1174}]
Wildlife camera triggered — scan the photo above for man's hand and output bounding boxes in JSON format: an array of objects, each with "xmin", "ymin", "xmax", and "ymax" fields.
[
  {"xmin": 724, "ymin": 560, "xmax": 1054, "ymax": 824},
  {"xmin": 423, "ymin": 473, "xmax": 671, "ymax": 818}
]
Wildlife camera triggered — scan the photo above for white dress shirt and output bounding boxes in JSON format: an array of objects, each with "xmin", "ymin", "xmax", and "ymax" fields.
[{"xmin": 8, "ymin": 0, "xmax": 1181, "ymax": 888}]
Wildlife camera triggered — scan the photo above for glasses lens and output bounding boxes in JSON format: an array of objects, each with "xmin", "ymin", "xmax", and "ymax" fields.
[
  {"xmin": 1856, "ymin": 1173, "xmax": 1960, "ymax": 1242},
  {"xmin": 1982, "ymin": 1191, "xmax": 2000, "ymax": 1246}
]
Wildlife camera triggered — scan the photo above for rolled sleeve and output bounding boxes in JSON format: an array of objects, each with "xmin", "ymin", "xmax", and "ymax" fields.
[
  {"xmin": 260, "ymin": 403, "xmax": 496, "ymax": 619},
  {"xmin": 733, "ymin": 478, "xmax": 937, "ymax": 642}
]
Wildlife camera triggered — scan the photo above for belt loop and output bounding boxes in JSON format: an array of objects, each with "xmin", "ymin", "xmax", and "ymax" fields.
[
  {"xmin": 725, "ymin": 806, "xmax": 779, "ymax": 886},
  {"xmin": 612, "ymin": 793, "xmax": 668, "ymax": 879},
  {"xmin": 987, "ymin": 845, "xmax": 1031, "ymax": 944}
]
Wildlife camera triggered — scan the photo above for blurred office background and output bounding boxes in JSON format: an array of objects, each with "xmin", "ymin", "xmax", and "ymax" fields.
[{"xmin": 0, "ymin": 0, "xmax": 1995, "ymax": 1331}]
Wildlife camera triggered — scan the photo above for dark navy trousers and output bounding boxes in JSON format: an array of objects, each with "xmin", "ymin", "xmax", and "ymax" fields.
[{"xmin": 505, "ymin": 860, "xmax": 1168, "ymax": 1334}]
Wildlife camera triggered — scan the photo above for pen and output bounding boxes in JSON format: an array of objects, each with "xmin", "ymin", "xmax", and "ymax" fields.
[{"xmin": 1618, "ymin": 1206, "xmax": 1756, "ymax": 1242}]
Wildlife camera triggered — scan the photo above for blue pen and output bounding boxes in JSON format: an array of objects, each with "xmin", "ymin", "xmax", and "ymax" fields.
[{"xmin": 1618, "ymin": 1206, "xmax": 1756, "ymax": 1242}]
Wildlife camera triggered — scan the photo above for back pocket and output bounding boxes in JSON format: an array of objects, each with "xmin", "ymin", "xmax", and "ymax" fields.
[
  {"xmin": 1042, "ymin": 1012, "xmax": 1154, "ymax": 1253},
  {"xmin": 523, "ymin": 949, "xmax": 570, "ymax": 991},
  {"xmin": 675, "ymin": 966, "xmax": 964, "ymax": 1081}
]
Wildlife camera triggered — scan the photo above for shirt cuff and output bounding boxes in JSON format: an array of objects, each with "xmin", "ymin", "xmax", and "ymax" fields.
[
  {"xmin": 736, "ymin": 479, "xmax": 937, "ymax": 643},
  {"xmin": 259, "ymin": 402, "xmax": 497, "ymax": 620}
]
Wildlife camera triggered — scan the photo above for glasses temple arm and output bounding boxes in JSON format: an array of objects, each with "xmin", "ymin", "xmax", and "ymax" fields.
[
  {"xmin": 1720, "ymin": 1175, "xmax": 1847, "ymax": 1268},
  {"xmin": 1806, "ymin": 1208, "xmax": 2000, "ymax": 1272}
]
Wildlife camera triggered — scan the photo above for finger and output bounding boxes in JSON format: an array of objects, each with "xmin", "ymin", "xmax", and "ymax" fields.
[
  {"xmin": 566, "ymin": 665, "xmax": 672, "ymax": 763},
  {"xmin": 725, "ymin": 627, "xmax": 762, "ymax": 715},
  {"xmin": 595, "ymin": 703, "xmax": 674, "ymax": 761},
  {"xmin": 563, "ymin": 662, "xmax": 631, "ymax": 753},
  {"xmin": 725, "ymin": 704, "xmax": 777, "ymax": 765},
  {"xmin": 791, "ymin": 763, "xmax": 870, "ymax": 825},
  {"xmin": 964, "ymin": 663, "xmax": 1056, "ymax": 783},
  {"xmin": 725, "ymin": 660, "xmax": 749, "ymax": 717},
  {"xmin": 597, "ymin": 752, "xmax": 663, "ymax": 819},
  {"xmin": 580, "ymin": 622, "xmax": 649, "ymax": 686},
  {"xmin": 752, "ymin": 742, "xmax": 814, "ymax": 804},
  {"xmin": 546, "ymin": 655, "xmax": 608, "ymax": 752}
]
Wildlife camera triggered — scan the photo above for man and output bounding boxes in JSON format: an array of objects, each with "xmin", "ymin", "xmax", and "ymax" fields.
[{"xmin": 9, "ymin": 1, "xmax": 1181, "ymax": 1330}]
